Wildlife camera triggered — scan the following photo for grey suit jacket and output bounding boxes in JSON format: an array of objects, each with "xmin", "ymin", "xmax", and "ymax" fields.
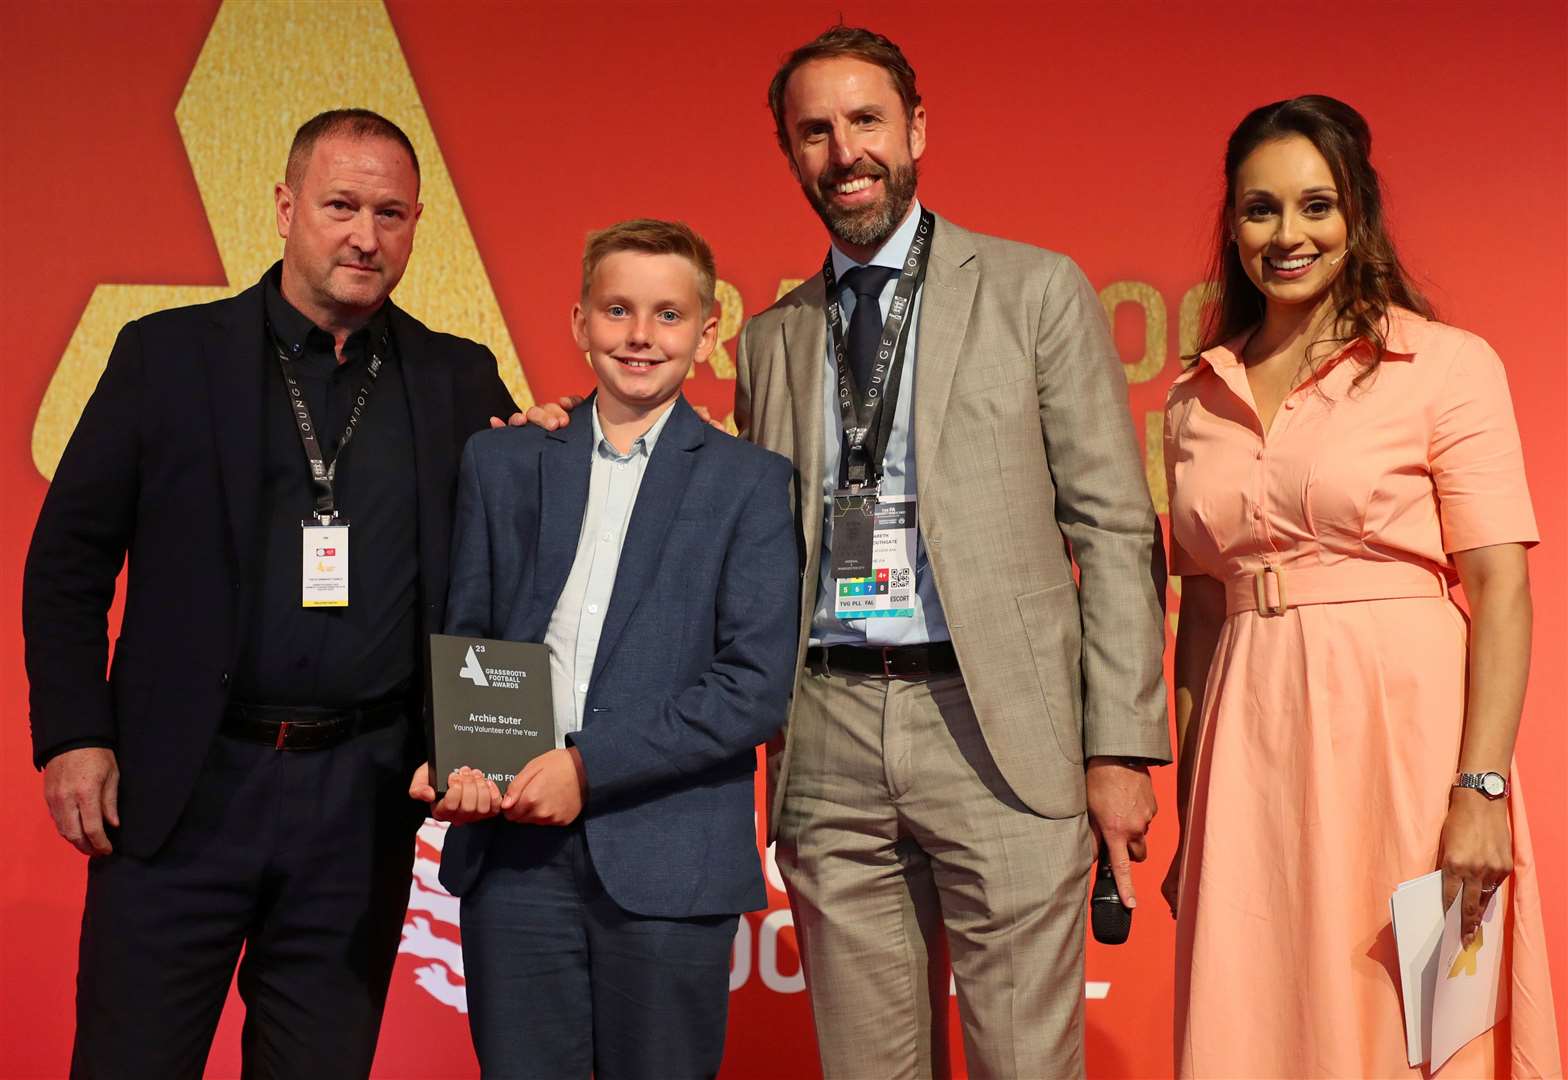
[{"xmin": 736, "ymin": 214, "xmax": 1169, "ymax": 839}]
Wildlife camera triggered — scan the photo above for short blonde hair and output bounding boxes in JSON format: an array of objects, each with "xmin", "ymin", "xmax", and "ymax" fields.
[{"xmin": 580, "ymin": 218, "xmax": 717, "ymax": 313}]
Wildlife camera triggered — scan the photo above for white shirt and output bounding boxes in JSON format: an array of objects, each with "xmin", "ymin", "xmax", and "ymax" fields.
[{"xmin": 543, "ymin": 400, "xmax": 676, "ymax": 746}]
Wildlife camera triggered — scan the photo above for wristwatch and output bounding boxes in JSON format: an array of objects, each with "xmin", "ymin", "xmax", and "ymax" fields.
[{"xmin": 1454, "ymin": 771, "xmax": 1510, "ymax": 799}]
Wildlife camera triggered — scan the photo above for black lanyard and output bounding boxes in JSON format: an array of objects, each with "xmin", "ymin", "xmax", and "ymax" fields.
[
  {"xmin": 268, "ymin": 321, "xmax": 389, "ymax": 521},
  {"xmin": 823, "ymin": 207, "xmax": 934, "ymax": 489}
]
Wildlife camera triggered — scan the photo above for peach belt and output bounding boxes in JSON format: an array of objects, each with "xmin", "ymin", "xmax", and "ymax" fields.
[{"xmin": 1224, "ymin": 559, "xmax": 1450, "ymax": 617}]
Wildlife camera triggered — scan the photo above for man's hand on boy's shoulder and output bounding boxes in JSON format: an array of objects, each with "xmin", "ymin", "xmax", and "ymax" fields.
[
  {"xmin": 501, "ymin": 747, "xmax": 588, "ymax": 826},
  {"xmin": 491, "ymin": 394, "xmax": 583, "ymax": 431},
  {"xmin": 496, "ymin": 395, "xmax": 724, "ymax": 432}
]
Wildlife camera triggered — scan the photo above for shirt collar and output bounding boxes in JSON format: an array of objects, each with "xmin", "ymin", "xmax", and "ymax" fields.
[
  {"xmin": 1190, "ymin": 306, "xmax": 1427, "ymax": 379},
  {"xmin": 263, "ymin": 264, "xmax": 389, "ymax": 361},
  {"xmin": 829, "ymin": 198, "xmax": 925, "ymax": 281},
  {"xmin": 591, "ymin": 395, "xmax": 678, "ymax": 461}
]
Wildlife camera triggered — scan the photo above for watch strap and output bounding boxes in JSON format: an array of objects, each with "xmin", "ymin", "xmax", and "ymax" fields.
[{"xmin": 1454, "ymin": 771, "xmax": 1510, "ymax": 798}]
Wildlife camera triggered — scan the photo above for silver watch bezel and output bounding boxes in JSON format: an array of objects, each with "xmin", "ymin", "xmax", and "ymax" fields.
[{"xmin": 1456, "ymin": 771, "xmax": 1509, "ymax": 799}]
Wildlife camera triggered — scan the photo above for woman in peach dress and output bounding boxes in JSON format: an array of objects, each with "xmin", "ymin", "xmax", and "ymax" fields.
[{"xmin": 1162, "ymin": 95, "xmax": 1561, "ymax": 1078}]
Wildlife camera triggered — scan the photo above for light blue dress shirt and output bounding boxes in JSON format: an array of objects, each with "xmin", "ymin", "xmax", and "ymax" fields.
[
  {"xmin": 810, "ymin": 201, "xmax": 951, "ymax": 647},
  {"xmin": 543, "ymin": 400, "xmax": 676, "ymax": 746}
]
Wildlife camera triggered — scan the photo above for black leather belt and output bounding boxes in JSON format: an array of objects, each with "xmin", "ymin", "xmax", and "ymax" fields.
[
  {"xmin": 221, "ymin": 697, "xmax": 406, "ymax": 751},
  {"xmin": 805, "ymin": 642, "xmax": 961, "ymax": 680}
]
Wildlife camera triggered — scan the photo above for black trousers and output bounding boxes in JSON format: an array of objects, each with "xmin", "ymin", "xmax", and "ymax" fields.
[
  {"xmin": 71, "ymin": 720, "xmax": 424, "ymax": 1080},
  {"xmin": 461, "ymin": 824, "xmax": 739, "ymax": 1080}
]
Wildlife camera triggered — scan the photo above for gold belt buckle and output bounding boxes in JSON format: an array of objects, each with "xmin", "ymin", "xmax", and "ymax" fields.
[{"xmin": 1253, "ymin": 563, "xmax": 1288, "ymax": 617}]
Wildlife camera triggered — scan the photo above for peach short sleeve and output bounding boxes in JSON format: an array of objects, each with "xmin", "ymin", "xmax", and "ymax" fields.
[
  {"xmin": 1162, "ymin": 393, "xmax": 1203, "ymax": 577},
  {"xmin": 1429, "ymin": 336, "xmax": 1540, "ymax": 553}
]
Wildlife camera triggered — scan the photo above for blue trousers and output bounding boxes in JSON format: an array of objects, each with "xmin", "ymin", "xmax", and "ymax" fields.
[{"xmin": 460, "ymin": 824, "xmax": 739, "ymax": 1080}]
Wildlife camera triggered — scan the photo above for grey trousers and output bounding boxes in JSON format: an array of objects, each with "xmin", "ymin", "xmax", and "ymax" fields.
[{"xmin": 776, "ymin": 669, "xmax": 1093, "ymax": 1080}]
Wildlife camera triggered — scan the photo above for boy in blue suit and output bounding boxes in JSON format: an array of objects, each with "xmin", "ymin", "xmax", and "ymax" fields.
[{"xmin": 409, "ymin": 220, "xmax": 797, "ymax": 1079}]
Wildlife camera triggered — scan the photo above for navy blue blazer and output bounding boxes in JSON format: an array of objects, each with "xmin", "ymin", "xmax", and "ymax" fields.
[{"xmin": 436, "ymin": 395, "xmax": 799, "ymax": 918}]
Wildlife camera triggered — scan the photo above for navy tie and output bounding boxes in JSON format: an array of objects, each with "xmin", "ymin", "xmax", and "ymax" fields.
[{"xmin": 841, "ymin": 266, "xmax": 899, "ymax": 392}]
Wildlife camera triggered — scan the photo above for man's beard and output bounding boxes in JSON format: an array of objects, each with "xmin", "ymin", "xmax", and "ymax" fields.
[{"xmin": 804, "ymin": 158, "xmax": 919, "ymax": 251}]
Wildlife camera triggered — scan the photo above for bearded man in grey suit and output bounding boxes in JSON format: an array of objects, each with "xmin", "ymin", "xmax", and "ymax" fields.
[
  {"xmin": 527, "ymin": 25, "xmax": 1169, "ymax": 1079},
  {"xmin": 739, "ymin": 27, "xmax": 1168, "ymax": 1079}
]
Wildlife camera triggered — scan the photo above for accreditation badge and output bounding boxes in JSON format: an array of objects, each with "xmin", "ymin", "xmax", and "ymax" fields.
[
  {"xmin": 833, "ymin": 495, "xmax": 916, "ymax": 620},
  {"xmin": 301, "ymin": 517, "xmax": 349, "ymax": 607},
  {"xmin": 829, "ymin": 488, "xmax": 877, "ymax": 579}
]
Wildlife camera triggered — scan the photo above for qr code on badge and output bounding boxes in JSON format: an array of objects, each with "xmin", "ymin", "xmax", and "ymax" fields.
[{"xmin": 890, "ymin": 568, "xmax": 912, "ymax": 589}]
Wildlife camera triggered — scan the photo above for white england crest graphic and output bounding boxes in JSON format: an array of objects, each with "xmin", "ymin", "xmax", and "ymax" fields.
[{"xmin": 399, "ymin": 819, "xmax": 468, "ymax": 1012}]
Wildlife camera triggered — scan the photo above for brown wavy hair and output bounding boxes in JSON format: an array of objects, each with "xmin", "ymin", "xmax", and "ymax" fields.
[{"xmin": 1195, "ymin": 95, "xmax": 1433, "ymax": 381}]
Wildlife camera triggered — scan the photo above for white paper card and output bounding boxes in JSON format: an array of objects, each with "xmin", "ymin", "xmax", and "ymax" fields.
[
  {"xmin": 301, "ymin": 521, "xmax": 349, "ymax": 607},
  {"xmin": 1390, "ymin": 870, "xmax": 1445, "ymax": 1066},
  {"xmin": 1430, "ymin": 882, "xmax": 1507, "ymax": 1072}
]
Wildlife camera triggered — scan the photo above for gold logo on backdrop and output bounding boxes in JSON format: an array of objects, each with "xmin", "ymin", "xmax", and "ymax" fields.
[
  {"xmin": 30, "ymin": 0, "xmax": 533, "ymax": 480},
  {"xmin": 1098, "ymin": 279, "xmax": 1216, "ymax": 518}
]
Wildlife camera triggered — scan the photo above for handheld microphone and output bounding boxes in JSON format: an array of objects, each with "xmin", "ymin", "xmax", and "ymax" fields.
[{"xmin": 1091, "ymin": 842, "xmax": 1133, "ymax": 945}]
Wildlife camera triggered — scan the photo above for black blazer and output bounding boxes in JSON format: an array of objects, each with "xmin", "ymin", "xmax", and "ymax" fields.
[{"xmin": 22, "ymin": 266, "xmax": 517, "ymax": 858}]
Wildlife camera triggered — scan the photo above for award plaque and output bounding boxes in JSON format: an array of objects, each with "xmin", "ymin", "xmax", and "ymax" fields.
[{"xmin": 427, "ymin": 633, "xmax": 555, "ymax": 792}]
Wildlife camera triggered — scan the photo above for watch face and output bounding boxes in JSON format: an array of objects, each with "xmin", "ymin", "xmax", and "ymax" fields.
[{"xmin": 1482, "ymin": 773, "xmax": 1507, "ymax": 797}]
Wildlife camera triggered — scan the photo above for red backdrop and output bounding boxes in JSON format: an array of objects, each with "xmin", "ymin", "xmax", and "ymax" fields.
[{"xmin": 2, "ymin": 3, "xmax": 1563, "ymax": 1077}]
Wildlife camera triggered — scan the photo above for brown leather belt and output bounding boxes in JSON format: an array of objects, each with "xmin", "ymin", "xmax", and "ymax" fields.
[
  {"xmin": 221, "ymin": 697, "xmax": 406, "ymax": 751},
  {"xmin": 805, "ymin": 642, "xmax": 961, "ymax": 680}
]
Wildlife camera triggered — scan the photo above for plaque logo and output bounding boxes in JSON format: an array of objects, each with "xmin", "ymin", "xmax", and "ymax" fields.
[{"xmin": 458, "ymin": 646, "xmax": 490, "ymax": 688}]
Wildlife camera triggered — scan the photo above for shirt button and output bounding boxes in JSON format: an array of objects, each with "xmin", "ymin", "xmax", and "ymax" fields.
[
  {"xmin": 577, "ymin": 683, "xmax": 588, "ymax": 694},
  {"xmin": 1252, "ymin": 507, "xmax": 1263, "ymax": 519},
  {"xmin": 1256, "ymin": 448, "xmax": 1265, "ymax": 460},
  {"xmin": 587, "ymin": 603, "xmax": 599, "ymax": 614},
  {"xmin": 601, "ymin": 532, "xmax": 612, "ymax": 542},
  {"xmin": 1284, "ymin": 400, "xmax": 1296, "ymax": 410}
]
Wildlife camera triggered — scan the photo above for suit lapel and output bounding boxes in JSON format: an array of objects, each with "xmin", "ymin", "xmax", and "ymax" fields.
[
  {"xmin": 782, "ymin": 278, "xmax": 827, "ymax": 559},
  {"xmin": 913, "ymin": 216, "xmax": 978, "ymax": 498},
  {"xmin": 590, "ymin": 398, "xmax": 703, "ymax": 684},
  {"xmin": 531, "ymin": 409, "xmax": 594, "ymax": 640},
  {"xmin": 392, "ymin": 304, "xmax": 459, "ymax": 631},
  {"xmin": 205, "ymin": 279, "xmax": 268, "ymax": 585}
]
